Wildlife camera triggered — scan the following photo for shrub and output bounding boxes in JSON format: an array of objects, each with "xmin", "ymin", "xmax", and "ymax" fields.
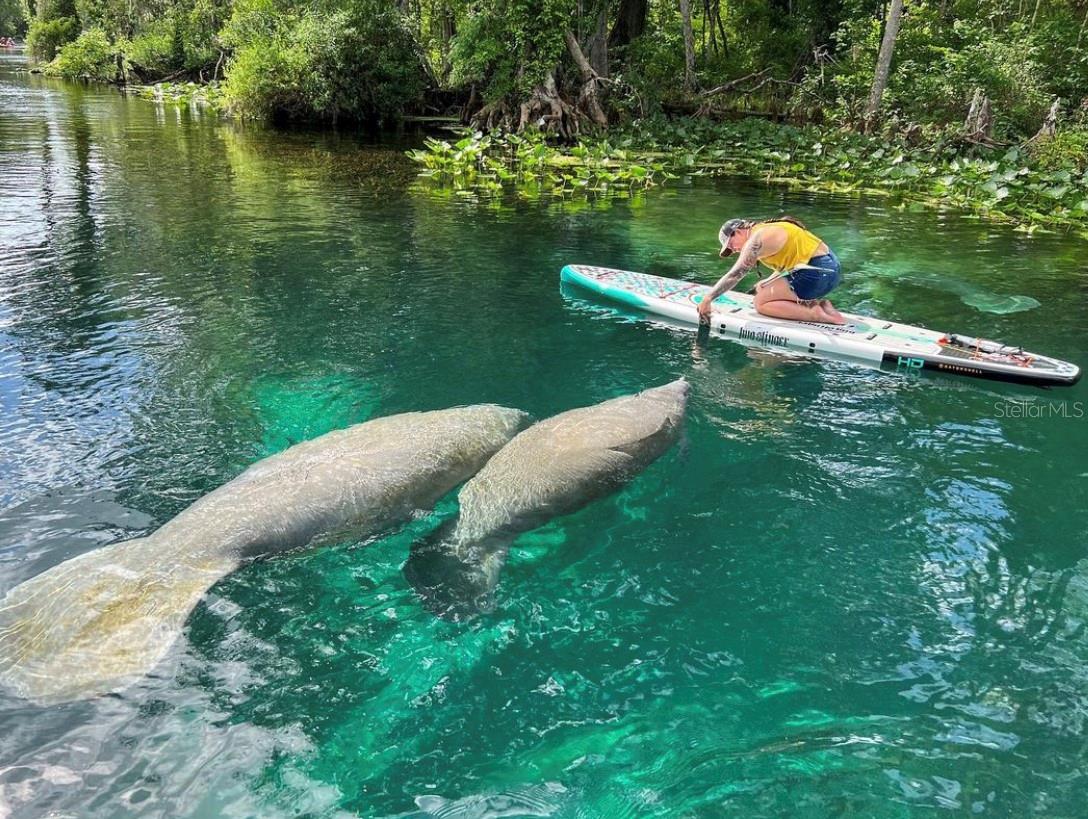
[
  {"xmin": 47, "ymin": 27, "xmax": 116, "ymax": 80},
  {"xmin": 181, "ymin": 0, "xmax": 231, "ymax": 71},
  {"xmin": 126, "ymin": 19, "xmax": 179, "ymax": 75},
  {"xmin": 222, "ymin": 27, "xmax": 308, "ymax": 118},
  {"xmin": 0, "ymin": 0, "xmax": 27, "ymax": 38},
  {"xmin": 819, "ymin": 10, "xmax": 1052, "ymax": 139},
  {"xmin": 1028, "ymin": 128, "xmax": 1088, "ymax": 174},
  {"xmin": 298, "ymin": 8, "xmax": 424, "ymax": 122},
  {"xmin": 26, "ymin": 15, "xmax": 78, "ymax": 62},
  {"xmin": 222, "ymin": 0, "xmax": 425, "ymax": 122}
]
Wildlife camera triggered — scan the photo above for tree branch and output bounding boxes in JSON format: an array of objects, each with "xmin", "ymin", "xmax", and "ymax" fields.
[{"xmin": 699, "ymin": 69, "xmax": 771, "ymax": 98}]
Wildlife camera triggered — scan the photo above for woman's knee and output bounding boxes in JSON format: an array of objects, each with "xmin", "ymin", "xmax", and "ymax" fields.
[{"xmin": 756, "ymin": 279, "xmax": 793, "ymax": 305}]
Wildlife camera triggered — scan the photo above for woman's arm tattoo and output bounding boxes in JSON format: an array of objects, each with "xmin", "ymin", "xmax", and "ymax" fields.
[
  {"xmin": 706, "ymin": 235, "xmax": 764, "ymax": 300},
  {"xmin": 736, "ymin": 235, "xmax": 763, "ymax": 271}
]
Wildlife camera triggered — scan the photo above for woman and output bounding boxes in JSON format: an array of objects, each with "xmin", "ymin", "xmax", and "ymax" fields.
[{"xmin": 697, "ymin": 216, "xmax": 845, "ymax": 325}]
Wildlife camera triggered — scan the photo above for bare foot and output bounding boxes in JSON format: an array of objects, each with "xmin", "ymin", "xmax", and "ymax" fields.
[{"xmin": 819, "ymin": 300, "xmax": 847, "ymax": 324}]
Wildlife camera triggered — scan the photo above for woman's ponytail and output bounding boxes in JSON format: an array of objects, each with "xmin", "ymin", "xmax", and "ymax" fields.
[{"xmin": 757, "ymin": 214, "xmax": 808, "ymax": 229}]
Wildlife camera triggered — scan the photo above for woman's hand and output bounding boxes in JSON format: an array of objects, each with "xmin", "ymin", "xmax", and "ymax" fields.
[{"xmin": 697, "ymin": 297, "xmax": 714, "ymax": 322}]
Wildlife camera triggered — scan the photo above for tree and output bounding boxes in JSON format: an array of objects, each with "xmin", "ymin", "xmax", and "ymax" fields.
[
  {"xmin": 865, "ymin": 0, "xmax": 904, "ymax": 121},
  {"xmin": 0, "ymin": 0, "xmax": 28, "ymax": 37},
  {"xmin": 679, "ymin": 0, "xmax": 696, "ymax": 92},
  {"xmin": 608, "ymin": 0, "xmax": 647, "ymax": 50}
]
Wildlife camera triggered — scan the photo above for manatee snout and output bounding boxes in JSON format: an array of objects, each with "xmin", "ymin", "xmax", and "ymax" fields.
[{"xmin": 638, "ymin": 377, "xmax": 690, "ymax": 410}]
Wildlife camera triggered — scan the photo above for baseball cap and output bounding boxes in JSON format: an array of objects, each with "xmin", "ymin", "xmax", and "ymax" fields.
[{"xmin": 718, "ymin": 219, "xmax": 747, "ymax": 257}]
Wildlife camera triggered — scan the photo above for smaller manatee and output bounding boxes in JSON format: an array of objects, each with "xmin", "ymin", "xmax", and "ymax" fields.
[{"xmin": 404, "ymin": 379, "xmax": 690, "ymax": 619}]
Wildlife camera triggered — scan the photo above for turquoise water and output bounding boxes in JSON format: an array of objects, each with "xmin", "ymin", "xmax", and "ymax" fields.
[{"xmin": 1, "ymin": 50, "xmax": 1087, "ymax": 817}]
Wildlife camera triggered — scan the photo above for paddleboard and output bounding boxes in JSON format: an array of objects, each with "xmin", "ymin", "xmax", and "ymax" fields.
[{"xmin": 560, "ymin": 264, "xmax": 1080, "ymax": 387}]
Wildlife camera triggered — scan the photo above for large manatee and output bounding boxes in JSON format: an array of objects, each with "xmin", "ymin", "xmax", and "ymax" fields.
[
  {"xmin": 0, "ymin": 405, "xmax": 527, "ymax": 703},
  {"xmin": 404, "ymin": 379, "xmax": 689, "ymax": 618}
]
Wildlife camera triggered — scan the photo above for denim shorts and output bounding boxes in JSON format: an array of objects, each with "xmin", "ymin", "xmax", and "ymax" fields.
[{"xmin": 785, "ymin": 250, "xmax": 842, "ymax": 300}]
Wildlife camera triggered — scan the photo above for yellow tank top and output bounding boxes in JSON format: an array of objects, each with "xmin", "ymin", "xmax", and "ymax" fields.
[{"xmin": 753, "ymin": 221, "xmax": 822, "ymax": 272}]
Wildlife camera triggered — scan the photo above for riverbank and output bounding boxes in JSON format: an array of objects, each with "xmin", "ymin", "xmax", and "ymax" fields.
[
  {"xmin": 410, "ymin": 117, "xmax": 1088, "ymax": 234},
  {"xmin": 29, "ymin": 57, "xmax": 1088, "ymax": 235}
]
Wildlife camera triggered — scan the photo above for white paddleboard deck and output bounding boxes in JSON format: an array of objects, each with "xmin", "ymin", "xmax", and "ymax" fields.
[{"xmin": 560, "ymin": 264, "xmax": 1080, "ymax": 387}]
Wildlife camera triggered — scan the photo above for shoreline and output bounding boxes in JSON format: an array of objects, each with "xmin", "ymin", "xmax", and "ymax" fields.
[{"xmin": 409, "ymin": 119, "xmax": 1088, "ymax": 234}]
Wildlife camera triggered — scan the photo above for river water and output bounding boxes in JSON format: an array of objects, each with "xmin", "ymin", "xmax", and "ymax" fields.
[{"xmin": 1, "ymin": 49, "xmax": 1087, "ymax": 818}]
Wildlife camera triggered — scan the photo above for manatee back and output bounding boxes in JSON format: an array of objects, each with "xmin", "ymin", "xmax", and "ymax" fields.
[
  {"xmin": 159, "ymin": 404, "xmax": 529, "ymax": 560},
  {"xmin": 453, "ymin": 387, "xmax": 686, "ymax": 542}
]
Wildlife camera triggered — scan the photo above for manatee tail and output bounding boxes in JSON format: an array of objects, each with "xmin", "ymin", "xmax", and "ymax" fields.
[
  {"xmin": 402, "ymin": 522, "xmax": 506, "ymax": 622},
  {"xmin": 0, "ymin": 536, "xmax": 235, "ymax": 703}
]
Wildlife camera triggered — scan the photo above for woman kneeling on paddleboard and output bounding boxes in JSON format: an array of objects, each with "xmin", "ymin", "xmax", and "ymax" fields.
[{"xmin": 697, "ymin": 216, "xmax": 845, "ymax": 325}]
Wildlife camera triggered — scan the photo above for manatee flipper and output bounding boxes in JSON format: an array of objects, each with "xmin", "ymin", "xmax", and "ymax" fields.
[{"xmin": 403, "ymin": 520, "xmax": 493, "ymax": 620}]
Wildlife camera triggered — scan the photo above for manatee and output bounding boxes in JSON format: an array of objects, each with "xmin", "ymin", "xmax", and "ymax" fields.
[
  {"xmin": 404, "ymin": 379, "xmax": 690, "ymax": 618},
  {"xmin": 0, "ymin": 405, "xmax": 527, "ymax": 703}
]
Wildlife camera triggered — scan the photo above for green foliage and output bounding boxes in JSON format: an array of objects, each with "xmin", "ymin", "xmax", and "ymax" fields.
[
  {"xmin": 46, "ymin": 26, "xmax": 115, "ymax": 79},
  {"xmin": 0, "ymin": 0, "xmax": 27, "ymax": 37},
  {"xmin": 447, "ymin": 0, "xmax": 572, "ymax": 100},
  {"xmin": 300, "ymin": 7, "xmax": 424, "ymax": 121},
  {"xmin": 618, "ymin": 15, "xmax": 683, "ymax": 111},
  {"xmin": 37, "ymin": 0, "xmax": 77, "ymax": 20},
  {"xmin": 1029, "ymin": 129, "xmax": 1088, "ymax": 174},
  {"xmin": 125, "ymin": 19, "xmax": 176, "ymax": 74},
  {"xmin": 13, "ymin": 0, "xmax": 1088, "ymax": 176},
  {"xmin": 411, "ymin": 116, "xmax": 1088, "ymax": 230},
  {"xmin": 179, "ymin": 0, "xmax": 231, "ymax": 70},
  {"xmin": 62, "ymin": 0, "xmax": 226, "ymax": 75},
  {"xmin": 222, "ymin": 0, "xmax": 425, "ymax": 122},
  {"xmin": 26, "ymin": 15, "xmax": 77, "ymax": 61},
  {"xmin": 895, "ymin": 17, "xmax": 1049, "ymax": 137},
  {"xmin": 820, "ymin": 3, "xmax": 1059, "ymax": 137}
]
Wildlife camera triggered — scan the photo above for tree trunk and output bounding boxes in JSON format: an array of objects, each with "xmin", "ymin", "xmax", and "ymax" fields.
[
  {"xmin": 1030, "ymin": 0, "xmax": 1043, "ymax": 28},
  {"xmin": 705, "ymin": 0, "xmax": 716, "ymax": 54},
  {"xmin": 865, "ymin": 0, "xmax": 904, "ymax": 121},
  {"xmin": 587, "ymin": 5, "xmax": 609, "ymax": 79},
  {"xmin": 1033, "ymin": 98, "xmax": 1060, "ymax": 141},
  {"xmin": 609, "ymin": 0, "xmax": 648, "ymax": 50},
  {"xmin": 440, "ymin": 3, "xmax": 456, "ymax": 79},
  {"xmin": 964, "ymin": 87, "xmax": 994, "ymax": 144},
  {"xmin": 679, "ymin": 0, "xmax": 697, "ymax": 92},
  {"xmin": 565, "ymin": 29, "xmax": 609, "ymax": 128},
  {"xmin": 715, "ymin": 0, "xmax": 729, "ymax": 57}
]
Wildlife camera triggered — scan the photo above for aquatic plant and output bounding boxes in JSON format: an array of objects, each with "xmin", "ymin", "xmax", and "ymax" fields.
[
  {"xmin": 135, "ymin": 80, "xmax": 227, "ymax": 110},
  {"xmin": 409, "ymin": 117, "xmax": 1088, "ymax": 232},
  {"xmin": 407, "ymin": 129, "xmax": 674, "ymax": 198}
]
